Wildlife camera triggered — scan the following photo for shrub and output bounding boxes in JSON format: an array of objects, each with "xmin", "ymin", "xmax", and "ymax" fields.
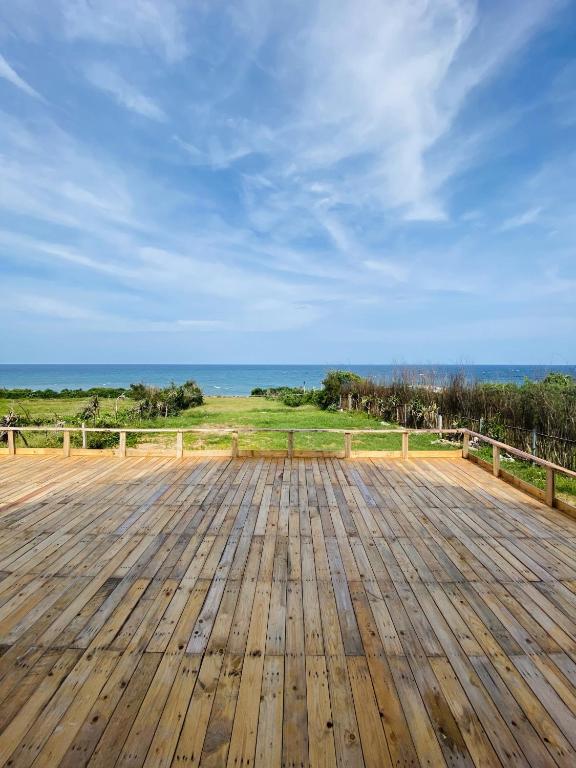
[
  {"xmin": 128, "ymin": 380, "xmax": 203, "ymax": 418},
  {"xmin": 317, "ymin": 370, "xmax": 362, "ymax": 409},
  {"xmin": 337, "ymin": 370, "xmax": 576, "ymax": 468},
  {"xmin": 282, "ymin": 392, "xmax": 305, "ymax": 407}
]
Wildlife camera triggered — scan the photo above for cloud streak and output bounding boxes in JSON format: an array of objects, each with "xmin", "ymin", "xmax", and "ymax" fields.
[
  {"xmin": 0, "ymin": 1, "xmax": 574, "ymax": 362},
  {"xmin": 84, "ymin": 63, "xmax": 166, "ymax": 121},
  {"xmin": 0, "ymin": 53, "xmax": 41, "ymax": 98}
]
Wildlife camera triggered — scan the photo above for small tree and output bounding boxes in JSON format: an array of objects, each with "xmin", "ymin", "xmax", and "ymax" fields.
[{"xmin": 317, "ymin": 370, "xmax": 362, "ymax": 409}]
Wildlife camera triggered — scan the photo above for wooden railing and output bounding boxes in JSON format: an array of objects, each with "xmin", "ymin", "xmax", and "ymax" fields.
[
  {"xmin": 2, "ymin": 426, "xmax": 575, "ymax": 514},
  {"xmin": 1, "ymin": 426, "xmax": 461, "ymax": 460},
  {"xmin": 463, "ymin": 429, "xmax": 576, "ymax": 511}
]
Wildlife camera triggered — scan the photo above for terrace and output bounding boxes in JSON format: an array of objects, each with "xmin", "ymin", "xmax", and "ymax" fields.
[{"xmin": 1, "ymin": 441, "xmax": 576, "ymax": 766}]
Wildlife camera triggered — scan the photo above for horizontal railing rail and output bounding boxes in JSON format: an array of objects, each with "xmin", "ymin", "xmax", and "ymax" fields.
[
  {"xmin": 0, "ymin": 426, "xmax": 462, "ymax": 434},
  {"xmin": 464, "ymin": 429, "xmax": 576, "ymax": 480},
  {"xmin": 2, "ymin": 426, "xmax": 575, "ymax": 513}
]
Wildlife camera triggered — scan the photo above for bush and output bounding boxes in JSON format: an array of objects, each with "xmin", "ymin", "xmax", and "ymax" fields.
[
  {"xmin": 317, "ymin": 370, "xmax": 362, "ymax": 409},
  {"xmin": 128, "ymin": 380, "xmax": 203, "ymax": 418},
  {"xmin": 337, "ymin": 370, "xmax": 576, "ymax": 468},
  {"xmin": 281, "ymin": 392, "xmax": 306, "ymax": 407}
]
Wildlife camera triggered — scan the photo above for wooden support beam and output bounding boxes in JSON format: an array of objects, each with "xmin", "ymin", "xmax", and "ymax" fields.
[
  {"xmin": 462, "ymin": 432, "xmax": 470, "ymax": 459},
  {"xmin": 492, "ymin": 445, "xmax": 500, "ymax": 477},
  {"xmin": 7, "ymin": 430, "xmax": 15, "ymax": 456},
  {"xmin": 545, "ymin": 467, "xmax": 555, "ymax": 507},
  {"xmin": 402, "ymin": 431, "xmax": 409, "ymax": 459},
  {"xmin": 287, "ymin": 431, "xmax": 294, "ymax": 459},
  {"xmin": 63, "ymin": 430, "xmax": 70, "ymax": 458},
  {"xmin": 231, "ymin": 431, "xmax": 239, "ymax": 458},
  {"xmin": 118, "ymin": 431, "xmax": 127, "ymax": 458},
  {"xmin": 344, "ymin": 432, "xmax": 352, "ymax": 459},
  {"xmin": 176, "ymin": 430, "xmax": 183, "ymax": 459}
]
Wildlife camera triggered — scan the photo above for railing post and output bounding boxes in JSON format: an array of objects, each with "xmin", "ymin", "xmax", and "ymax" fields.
[
  {"xmin": 545, "ymin": 467, "xmax": 555, "ymax": 507},
  {"xmin": 492, "ymin": 445, "xmax": 500, "ymax": 477},
  {"xmin": 402, "ymin": 431, "xmax": 409, "ymax": 459},
  {"xmin": 462, "ymin": 432, "xmax": 470, "ymax": 459},
  {"xmin": 176, "ymin": 431, "xmax": 183, "ymax": 459},
  {"xmin": 63, "ymin": 430, "xmax": 70, "ymax": 458},
  {"xmin": 82, "ymin": 422, "xmax": 87, "ymax": 449},
  {"xmin": 7, "ymin": 430, "xmax": 15, "ymax": 455},
  {"xmin": 119, "ymin": 431, "xmax": 127, "ymax": 458},
  {"xmin": 344, "ymin": 432, "xmax": 351, "ymax": 459},
  {"xmin": 231, "ymin": 431, "xmax": 239, "ymax": 458},
  {"xmin": 287, "ymin": 431, "xmax": 294, "ymax": 459}
]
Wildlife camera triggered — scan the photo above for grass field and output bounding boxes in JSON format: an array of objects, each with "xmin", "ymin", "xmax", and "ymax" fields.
[{"xmin": 1, "ymin": 395, "xmax": 458, "ymax": 452}]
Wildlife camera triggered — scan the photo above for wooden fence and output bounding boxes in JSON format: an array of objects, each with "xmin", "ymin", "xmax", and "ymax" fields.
[
  {"xmin": 2, "ymin": 426, "xmax": 576, "ymax": 516},
  {"xmin": 0, "ymin": 426, "xmax": 462, "ymax": 460}
]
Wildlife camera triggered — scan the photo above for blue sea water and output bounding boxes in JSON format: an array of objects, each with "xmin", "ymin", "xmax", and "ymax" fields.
[{"xmin": 0, "ymin": 364, "xmax": 575, "ymax": 396}]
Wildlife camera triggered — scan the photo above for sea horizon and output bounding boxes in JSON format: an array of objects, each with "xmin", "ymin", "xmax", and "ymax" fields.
[{"xmin": 1, "ymin": 363, "xmax": 575, "ymax": 397}]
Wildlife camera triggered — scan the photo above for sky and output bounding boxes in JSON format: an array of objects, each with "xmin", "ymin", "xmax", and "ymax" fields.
[{"xmin": 0, "ymin": 0, "xmax": 575, "ymax": 365}]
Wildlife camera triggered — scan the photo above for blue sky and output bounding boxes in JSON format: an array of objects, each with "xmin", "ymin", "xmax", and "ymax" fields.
[{"xmin": 0, "ymin": 0, "xmax": 575, "ymax": 364}]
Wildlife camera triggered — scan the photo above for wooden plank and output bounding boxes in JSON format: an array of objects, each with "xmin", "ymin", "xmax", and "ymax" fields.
[
  {"xmin": 306, "ymin": 655, "xmax": 337, "ymax": 768},
  {"xmin": 255, "ymin": 655, "xmax": 284, "ymax": 768},
  {"xmin": 348, "ymin": 656, "xmax": 391, "ymax": 768}
]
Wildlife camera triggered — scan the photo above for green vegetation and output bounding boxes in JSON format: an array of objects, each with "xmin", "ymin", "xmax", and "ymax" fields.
[
  {"xmin": 475, "ymin": 445, "xmax": 576, "ymax": 506},
  {"xmin": 1, "ymin": 380, "xmax": 203, "ymax": 449},
  {"xmin": 0, "ymin": 393, "xmax": 457, "ymax": 452},
  {"xmin": 0, "ymin": 386, "xmax": 127, "ymax": 399},
  {"xmin": 250, "ymin": 370, "xmax": 363, "ymax": 410},
  {"xmin": 250, "ymin": 385, "xmax": 319, "ymax": 408},
  {"xmin": 340, "ymin": 370, "xmax": 576, "ymax": 470}
]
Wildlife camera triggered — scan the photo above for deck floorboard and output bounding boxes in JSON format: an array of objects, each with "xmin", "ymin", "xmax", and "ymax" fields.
[{"xmin": 1, "ymin": 455, "xmax": 576, "ymax": 767}]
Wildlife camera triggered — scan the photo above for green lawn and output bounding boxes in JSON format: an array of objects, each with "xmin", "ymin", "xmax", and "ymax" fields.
[
  {"xmin": 475, "ymin": 445, "xmax": 576, "ymax": 505},
  {"xmin": 2, "ymin": 395, "xmax": 458, "ymax": 452}
]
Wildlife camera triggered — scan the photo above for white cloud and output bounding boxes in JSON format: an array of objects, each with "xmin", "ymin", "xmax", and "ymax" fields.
[
  {"xmin": 9, "ymin": 293, "xmax": 223, "ymax": 332},
  {"xmin": 501, "ymin": 206, "xmax": 543, "ymax": 230},
  {"xmin": 0, "ymin": 53, "xmax": 41, "ymax": 98},
  {"xmin": 62, "ymin": 0, "xmax": 188, "ymax": 62},
  {"xmin": 84, "ymin": 62, "xmax": 166, "ymax": 121},
  {"xmin": 178, "ymin": 0, "xmax": 561, "ymax": 226},
  {"xmin": 0, "ymin": 1, "xmax": 572, "ymax": 356},
  {"xmin": 0, "ymin": 114, "xmax": 136, "ymax": 230},
  {"xmin": 362, "ymin": 260, "xmax": 409, "ymax": 282}
]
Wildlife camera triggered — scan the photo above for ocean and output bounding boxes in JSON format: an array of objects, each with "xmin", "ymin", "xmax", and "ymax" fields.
[{"xmin": 1, "ymin": 364, "xmax": 575, "ymax": 396}]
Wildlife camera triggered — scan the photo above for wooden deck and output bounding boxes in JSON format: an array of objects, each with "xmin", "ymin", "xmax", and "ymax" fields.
[{"xmin": 1, "ymin": 456, "xmax": 576, "ymax": 767}]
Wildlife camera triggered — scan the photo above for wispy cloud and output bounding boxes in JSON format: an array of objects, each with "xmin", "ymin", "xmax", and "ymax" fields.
[
  {"xmin": 62, "ymin": 0, "xmax": 188, "ymax": 62},
  {"xmin": 0, "ymin": 1, "xmax": 574, "ymax": 362},
  {"xmin": 9, "ymin": 293, "xmax": 223, "ymax": 332},
  {"xmin": 84, "ymin": 62, "xmax": 166, "ymax": 121},
  {"xmin": 501, "ymin": 206, "xmax": 543, "ymax": 231},
  {"xmin": 0, "ymin": 53, "xmax": 41, "ymax": 98}
]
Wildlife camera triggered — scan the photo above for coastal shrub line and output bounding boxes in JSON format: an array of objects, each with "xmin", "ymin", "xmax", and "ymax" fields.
[{"xmin": 337, "ymin": 371, "xmax": 576, "ymax": 469}]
